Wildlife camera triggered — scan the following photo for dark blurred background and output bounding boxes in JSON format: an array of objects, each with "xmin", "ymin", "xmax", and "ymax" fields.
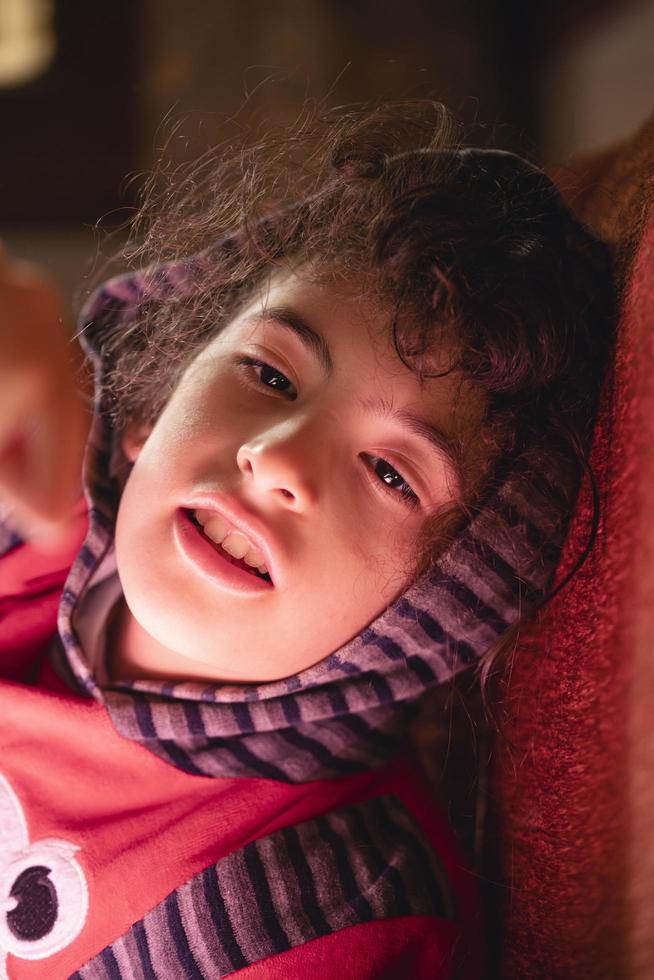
[{"xmin": 2, "ymin": 0, "xmax": 654, "ymax": 303}]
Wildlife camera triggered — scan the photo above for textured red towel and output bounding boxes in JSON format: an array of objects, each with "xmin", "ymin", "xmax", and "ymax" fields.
[{"xmin": 492, "ymin": 113, "xmax": 654, "ymax": 977}]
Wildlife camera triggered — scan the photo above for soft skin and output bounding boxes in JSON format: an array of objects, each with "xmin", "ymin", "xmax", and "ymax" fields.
[{"xmin": 107, "ymin": 271, "xmax": 486, "ymax": 684}]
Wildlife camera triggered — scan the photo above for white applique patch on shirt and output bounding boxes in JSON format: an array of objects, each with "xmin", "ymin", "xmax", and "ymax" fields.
[{"xmin": 0, "ymin": 772, "xmax": 89, "ymax": 978}]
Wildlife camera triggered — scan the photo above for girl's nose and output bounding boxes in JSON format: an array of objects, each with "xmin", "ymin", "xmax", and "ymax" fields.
[{"xmin": 236, "ymin": 430, "xmax": 320, "ymax": 509}]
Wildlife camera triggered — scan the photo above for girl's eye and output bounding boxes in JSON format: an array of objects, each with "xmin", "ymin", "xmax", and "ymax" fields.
[
  {"xmin": 366, "ymin": 456, "xmax": 420, "ymax": 509},
  {"xmin": 236, "ymin": 356, "xmax": 297, "ymax": 400},
  {"xmin": 236, "ymin": 356, "xmax": 419, "ymax": 509}
]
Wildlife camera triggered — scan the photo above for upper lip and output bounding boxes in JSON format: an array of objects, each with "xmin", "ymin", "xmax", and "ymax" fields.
[{"xmin": 183, "ymin": 492, "xmax": 280, "ymax": 585}]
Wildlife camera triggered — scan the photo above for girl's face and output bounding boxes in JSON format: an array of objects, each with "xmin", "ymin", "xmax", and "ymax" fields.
[{"xmin": 110, "ymin": 271, "xmax": 486, "ymax": 684}]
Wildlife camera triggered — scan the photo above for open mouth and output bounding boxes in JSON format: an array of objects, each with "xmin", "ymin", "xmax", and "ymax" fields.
[{"xmin": 185, "ymin": 510, "xmax": 273, "ymax": 584}]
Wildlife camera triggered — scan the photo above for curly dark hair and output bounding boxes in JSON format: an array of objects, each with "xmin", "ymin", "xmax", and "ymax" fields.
[{"xmin": 89, "ymin": 99, "xmax": 614, "ymax": 591}]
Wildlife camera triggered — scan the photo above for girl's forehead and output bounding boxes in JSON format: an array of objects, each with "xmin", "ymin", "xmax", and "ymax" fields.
[
  {"xmin": 243, "ymin": 268, "xmax": 386, "ymax": 327},
  {"xmin": 229, "ymin": 272, "xmax": 387, "ymax": 365}
]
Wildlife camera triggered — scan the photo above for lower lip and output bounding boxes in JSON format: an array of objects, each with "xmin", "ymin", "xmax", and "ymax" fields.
[{"xmin": 173, "ymin": 509, "xmax": 274, "ymax": 595}]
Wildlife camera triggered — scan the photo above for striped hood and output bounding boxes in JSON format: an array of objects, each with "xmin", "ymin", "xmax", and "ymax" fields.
[{"xmin": 51, "ymin": 201, "xmax": 584, "ymax": 784}]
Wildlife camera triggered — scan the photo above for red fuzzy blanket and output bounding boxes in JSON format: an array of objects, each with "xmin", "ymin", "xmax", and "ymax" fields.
[{"xmin": 491, "ymin": 114, "xmax": 654, "ymax": 977}]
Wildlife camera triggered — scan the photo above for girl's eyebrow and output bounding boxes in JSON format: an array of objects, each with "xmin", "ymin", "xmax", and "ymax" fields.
[
  {"xmin": 250, "ymin": 306, "xmax": 458, "ymax": 469},
  {"xmin": 387, "ymin": 406, "xmax": 459, "ymax": 467},
  {"xmin": 250, "ymin": 307, "xmax": 334, "ymax": 378}
]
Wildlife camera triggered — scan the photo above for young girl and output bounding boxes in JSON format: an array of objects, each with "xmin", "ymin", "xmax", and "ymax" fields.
[{"xmin": 0, "ymin": 103, "xmax": 612, "ymax": 978}]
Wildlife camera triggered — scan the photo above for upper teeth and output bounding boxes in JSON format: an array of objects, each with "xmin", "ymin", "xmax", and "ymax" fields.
[{"xmin": 193, "ymin": 510, "xmax": 269, "ymax": 575}]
